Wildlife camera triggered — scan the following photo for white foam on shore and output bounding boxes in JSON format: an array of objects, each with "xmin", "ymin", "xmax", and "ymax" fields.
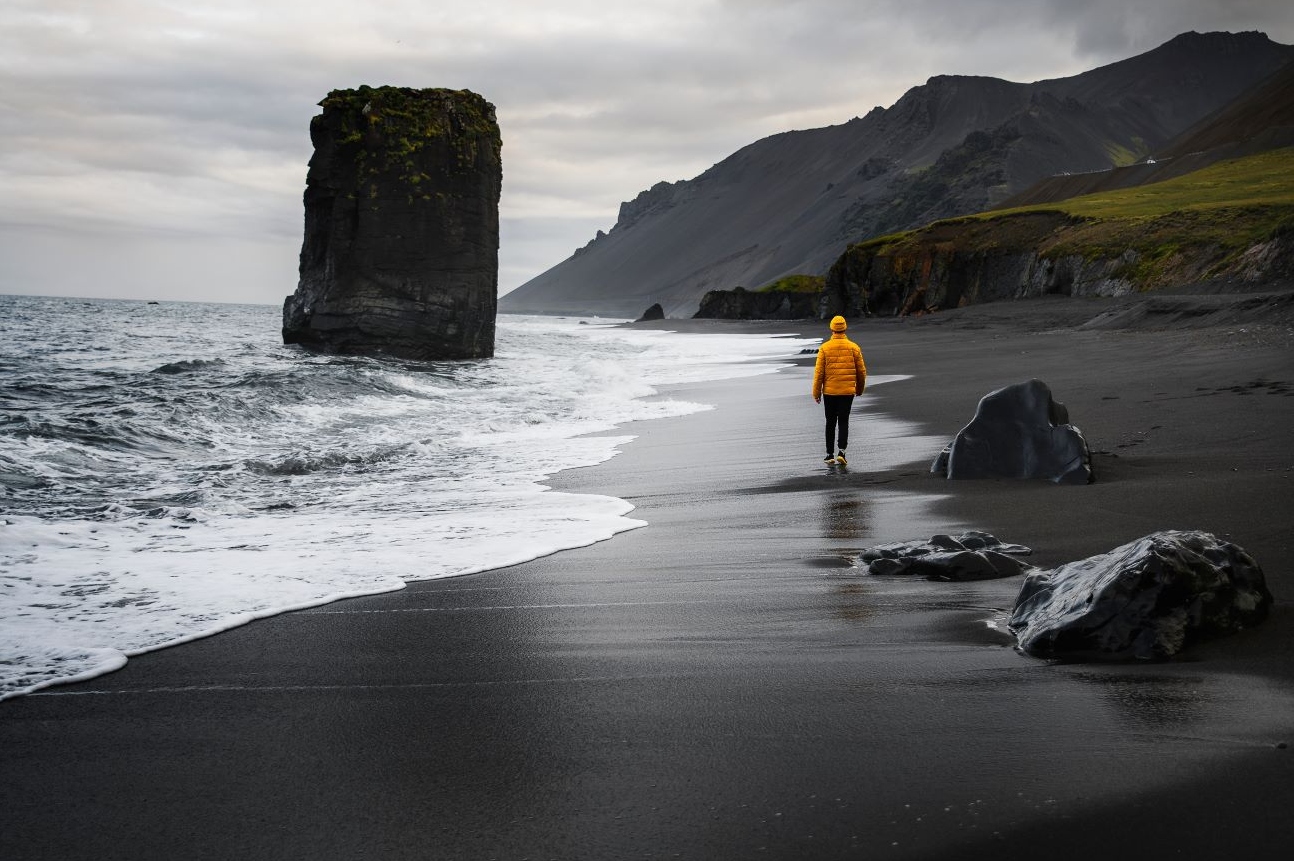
[{"xmin": 1, "ymin": 308, "xmax": 819, "ymax": 699}]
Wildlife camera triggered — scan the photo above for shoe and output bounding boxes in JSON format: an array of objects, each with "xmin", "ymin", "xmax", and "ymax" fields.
[
  {"xmin": 824, "ymin": 454, "xmax": 837, "ymax": 465},
  {"xmin": 836, "ymin": 450, "xmax": 847, "ymax": 466}
]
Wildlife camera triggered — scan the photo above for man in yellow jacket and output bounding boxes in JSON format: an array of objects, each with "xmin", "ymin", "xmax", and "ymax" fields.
[{"xmin": 812, "ymin": 315, "xmax": 867, "ymax": 465}]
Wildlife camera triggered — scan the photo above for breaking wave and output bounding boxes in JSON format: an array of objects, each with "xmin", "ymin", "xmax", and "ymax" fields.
[{"xmin": 0, "ymin": 295, "xmax": 816, "ymax": 699}]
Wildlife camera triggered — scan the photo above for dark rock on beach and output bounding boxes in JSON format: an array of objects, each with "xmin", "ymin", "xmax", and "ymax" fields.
[
  {"xmin": 1009, "ymin": 530, "xmax": 1272, "ymax": 660},
  {"xmin": 636, "ymin": 303, "xmax": 665, "ymax": 322},
  {"xmin": 693, "ymin": 286, "xmax": 818, "ymax": 320},
  {"xmin": 859, "ymin": 531, "xmax": 1034, "ymax": 581},
  {"xmin": 282, "ymin": 86, "xmax": 502, "ymax": 360},
  {"xmin": 932, "ymin": 379, "xmax": 1093, "ymax": 484}
]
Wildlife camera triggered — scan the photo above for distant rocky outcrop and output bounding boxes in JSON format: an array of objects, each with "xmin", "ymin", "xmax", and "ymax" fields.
[
  {"xmin": 618, "ymin": 181, "xmax": 682, "ymax": 230},
  {"xmin": 693, "ymin": 287, "xmax": 818, "ymax": 320},
  {"xmin": 859, "ymin": 532, "xmax": 1034, "ymax": 581},
  {"xmin": 820, "ymin": 180, "xmax": 1294, "ymax": 320},
  {"xmin": 821, "ymin": 211, "xmax": 1135, "ymax": 317},
  {"xmin": 1009, "ymin": 531, "xmax": 1272, "ymax": 659},
  {"xmin": 635, "ymin": 303, "xmax": 665, "ymax": 322},
  {"xmin": 500, "ymin": 32, "xmax": 1294, "ymax": 318},
  {"xmin": 283, "ymin": 86, "xmax": 502, "ymax": 360},
  {"xmin": 932, "ymin": 380, "xmax": 1093, "ymax": 484}
]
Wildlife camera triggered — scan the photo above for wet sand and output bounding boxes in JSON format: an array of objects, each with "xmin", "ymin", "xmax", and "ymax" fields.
[{"xmin": 3, "ymin": 295, "xmax": 1293, "ymax": 860}]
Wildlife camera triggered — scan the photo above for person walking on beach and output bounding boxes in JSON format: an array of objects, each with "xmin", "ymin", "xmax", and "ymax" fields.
[{"xmin": 812, "ymin": 315, "xmax": 867, "ymax": 465}]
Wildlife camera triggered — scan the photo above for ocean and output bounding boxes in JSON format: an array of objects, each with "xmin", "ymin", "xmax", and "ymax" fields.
[{"xmin": 0, "ymin": 295, "xmax": 816, "ymax": 700}]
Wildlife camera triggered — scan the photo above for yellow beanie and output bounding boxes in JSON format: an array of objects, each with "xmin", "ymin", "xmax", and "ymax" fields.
[{"xmin": 830, "ymin": 315, "xmax": 847, "ymax": 332}]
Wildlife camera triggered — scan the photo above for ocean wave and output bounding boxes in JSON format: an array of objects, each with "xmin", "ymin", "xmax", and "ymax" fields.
[
  {"xmin": 150, "ymin": 358, "xmax": 229, "ymax": 375},
  {"xmin": 244, "ymin": 444, "xmax": 412, "ymax": 476},
  {"xmin": 4, "ymin": 414, "xmax": 200, "ymax": 456},
  {"xmin": 0, "ymin": 468, "xmax": 49, "ymax": 490},
  {"xmin": 0, "ymin": 298, "xmax": 818, "ymax": 700}
]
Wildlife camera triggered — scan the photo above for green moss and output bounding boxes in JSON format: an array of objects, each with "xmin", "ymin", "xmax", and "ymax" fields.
[
  {"xmin": 850, "ymin": 230, "xmax": 912, "ymax": 254},
  {"xmin": 318, "ymin": 85, "xmax": 501, "ymax": 189},
  {"xmin": 757, "ymin": 274, "xmax": 825, "ymax": 293}
]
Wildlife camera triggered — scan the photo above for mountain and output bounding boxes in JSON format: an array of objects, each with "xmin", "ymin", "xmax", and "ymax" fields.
[
  {"xmin": 500, "ymin": 31, "xmax": 1294, "ymax": 318},
  {"xmin": 1004, "ymin": 56, "xmax": 1294, "ymax": 206}
]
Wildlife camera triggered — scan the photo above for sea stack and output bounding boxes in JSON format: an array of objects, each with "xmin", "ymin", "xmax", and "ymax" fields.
[{"xmin": 283, "ymin": 86, "xmax": 502, "ymax": 360}]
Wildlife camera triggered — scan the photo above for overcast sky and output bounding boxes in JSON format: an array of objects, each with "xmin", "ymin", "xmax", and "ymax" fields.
[{"xmin": 2, "ymin": 1, "xmax": 1291, "ymax": 306}]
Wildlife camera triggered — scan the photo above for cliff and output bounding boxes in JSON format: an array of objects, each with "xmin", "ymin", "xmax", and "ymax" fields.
[
  {"xmin": 823, "ymin": 212, "xmax": 1120, "ymax": 317},
  {"xmin": 821, "ymin": 147, "xmax": 1294, "ymax": 318},
  {"xmin": 499, "ymin": 31, "xmax": 1294, "ymax": 319},
  {"xmin": 283, "ymin": 86, "xmax": 502, "ymax": 360}
]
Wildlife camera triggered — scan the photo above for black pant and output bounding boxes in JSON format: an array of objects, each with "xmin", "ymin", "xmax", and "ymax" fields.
[{"xmin": 823, "ymin": 395, "xmax": 854, "ymax": 455}]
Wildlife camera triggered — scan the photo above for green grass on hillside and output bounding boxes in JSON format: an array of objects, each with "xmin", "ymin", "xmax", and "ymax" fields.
[
  {"xmin": 850, "ymin": 147, "xmax": 1294, "ymax": 285},
  {"xmin": 757, "ymin": 274, "xmax": 826, "ymax": 293},
  {"xmin": 1025, "ymin": 146, "xmax": 1294, "ymax": 219},
  {"xmin": 1103, "ymin": 137, "xmax": 1148, "ymax": 168},
  {"xmin": 890, "ymin": 146, "xmax": 1294, "ymax": 253},
  {"xmin": 1029, "ymin": 148, "xmax": 1294, "ymax": 275}
]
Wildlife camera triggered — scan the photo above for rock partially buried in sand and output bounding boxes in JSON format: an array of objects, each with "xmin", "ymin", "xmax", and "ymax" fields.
[
  {"xmin": 859, "ymin": 531, "xmax": 1034, "ymax": 581},
  {"xmin": 931, "ymin": 379, "xmax": 1093, "ymax": 484},
  {"xmin": 1009, "ymin": 530, "xmax": 1271, "ymax": 660}
]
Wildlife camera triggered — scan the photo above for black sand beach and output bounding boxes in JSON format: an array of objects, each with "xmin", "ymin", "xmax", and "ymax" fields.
[{"xmin": 3, "ymin": 294, "xmax": 1293, "ymax": 860}]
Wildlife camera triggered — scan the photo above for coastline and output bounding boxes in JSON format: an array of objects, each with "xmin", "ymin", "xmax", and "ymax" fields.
[{"xmin": 3, "ymin": 296, "xmax": 1293, "ymax": 859}]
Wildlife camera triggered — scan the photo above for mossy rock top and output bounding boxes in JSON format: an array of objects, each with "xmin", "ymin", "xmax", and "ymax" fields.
[{"xmin": 316, "ymin": 85, "xmax": 501, "ymax": 177}]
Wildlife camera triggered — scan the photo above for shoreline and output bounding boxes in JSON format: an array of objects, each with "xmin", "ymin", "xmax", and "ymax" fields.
[
  {"xmin": 628, "ymin": 294, "xmax": 1293, "ymax": 570},
  {"xmin": 3, "ymin": 297, "xmax": 1293, "ymax": 859},
  {"xmin": 0, "ymin": 312, "xmax": 808, "ymax": 703}
]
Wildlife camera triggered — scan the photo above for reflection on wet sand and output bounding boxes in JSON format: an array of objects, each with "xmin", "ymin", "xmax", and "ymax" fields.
[
  {"xmin": 820, "ymin": 493, "xmax": 870, "ymax": 541},
  {"xmin": 1073, "ymin": 672, "xmax": 1215, "ymax": 729}
]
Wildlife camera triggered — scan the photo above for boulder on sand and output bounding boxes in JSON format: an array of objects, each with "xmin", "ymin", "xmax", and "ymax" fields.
[
  {"xmin": 931, "ymin": 379, "xmax": 1092, "ymax": 484},
  {"xmin": 1009, "ymin": 530, "xmax": 1271, "ymax": 660},
  {"xmin": 859, "ymin": 531, "xmax": 1034, "ymax": 581},
  {"xmin": 636, "ymin": 303, "xmax": 665, "ymax": 322}
]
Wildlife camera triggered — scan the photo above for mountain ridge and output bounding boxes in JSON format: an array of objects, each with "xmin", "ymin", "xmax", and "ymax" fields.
[
  {"xmin": 999, "ymin": 56, "xmax": 1294, "ymax": 208},
  {"xmin": 500, "ymin": 31, "xmax": 1294, "ymax": 318}
]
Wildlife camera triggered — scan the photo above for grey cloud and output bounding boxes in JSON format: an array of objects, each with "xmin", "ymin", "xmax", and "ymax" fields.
[{"xmin": 1, "ymin": 0, "xmax": 1291, "ymax": 305}]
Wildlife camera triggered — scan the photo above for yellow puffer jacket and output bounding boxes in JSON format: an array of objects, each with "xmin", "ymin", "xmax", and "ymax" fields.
[{"xmin": 812, "ymin": 333, "xmax": 867, "ymax": 398}]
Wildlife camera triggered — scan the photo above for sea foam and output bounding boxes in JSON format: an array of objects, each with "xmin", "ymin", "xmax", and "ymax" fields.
[{"xmin": 0, "ymin": 298, "xmax": 817, "ymax": 699}]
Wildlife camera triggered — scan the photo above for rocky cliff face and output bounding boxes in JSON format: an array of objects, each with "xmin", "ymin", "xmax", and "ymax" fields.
[
  {"xmin": 820, "ymin": 212, "xmax": 1294, "ymax": 319},
  {"xmin": 283, "ymin": 86, "xmax": 501, "ymax": 360},
  {"xmin": 821, "ymin": 213, "xmax": 1105, "ymax": 317}
]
